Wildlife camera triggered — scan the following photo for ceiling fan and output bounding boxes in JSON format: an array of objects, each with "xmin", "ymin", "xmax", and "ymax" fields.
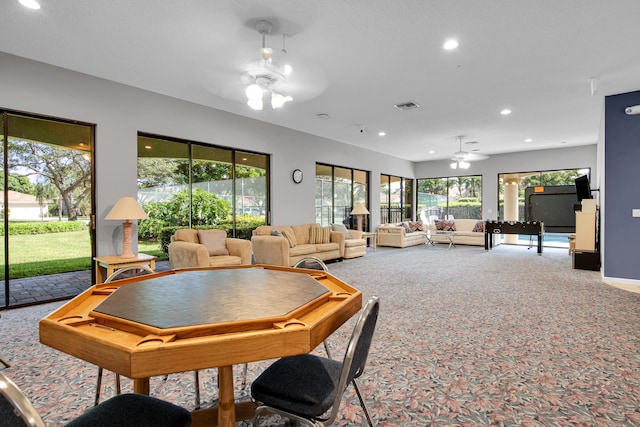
[
  {"xmin": 450, "ymin": 135, "xmax": 489, "ymax": 169},
  {"xmin": 243, "ymin": 20, "xmax": 293, "ymax": 110}
]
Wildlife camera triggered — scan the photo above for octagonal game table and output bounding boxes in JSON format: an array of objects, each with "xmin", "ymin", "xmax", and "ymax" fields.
[{"xmin": 39, "ymin": 265, "xmax": 362, "ymax": 427}]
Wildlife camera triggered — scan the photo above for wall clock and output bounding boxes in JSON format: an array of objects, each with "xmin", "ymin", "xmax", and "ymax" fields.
[{"xmin": 292, "ymin": 169, "xmax": 303, "ymax": 184}]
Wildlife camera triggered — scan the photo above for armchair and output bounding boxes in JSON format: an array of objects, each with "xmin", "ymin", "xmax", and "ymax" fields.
[{"xmin": 168, "ymin": 229, "xmax": 252, "ymax": 269}]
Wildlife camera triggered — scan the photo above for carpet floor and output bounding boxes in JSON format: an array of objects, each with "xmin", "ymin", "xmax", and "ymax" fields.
[{"xmin": 1, "ymin": 244, "xmax": 639, "ymax": 426}]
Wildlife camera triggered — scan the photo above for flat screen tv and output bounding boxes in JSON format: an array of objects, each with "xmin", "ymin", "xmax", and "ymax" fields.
[{"xmin": 575, "ymin": 175, "xmax": 592, "ymax": 201}]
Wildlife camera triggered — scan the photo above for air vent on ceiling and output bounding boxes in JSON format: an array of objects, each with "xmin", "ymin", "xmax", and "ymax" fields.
[{"xmin": 394, "ymin": 101, "xmax": 420, "ymax": 111}]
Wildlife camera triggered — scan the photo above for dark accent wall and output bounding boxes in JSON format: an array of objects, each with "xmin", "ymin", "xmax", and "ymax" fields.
[{"xmin": 604, "ymin": 90, "xmax": 640, "ymax": 280}]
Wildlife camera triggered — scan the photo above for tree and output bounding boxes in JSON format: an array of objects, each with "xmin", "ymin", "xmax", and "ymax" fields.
[
  {"xmin": 9, "ymin": 140, "xmax": 90, "ymax": 221},
  {"xmin": 34, "ymin": 181, "xmax": 56, "ymax": 220},
  {"xmin": 137, "ymin": 158, "xmax": 188, "ymax": 188},
  {"xmin": 0, "ymin": 174, "xmax": 35, "ymax": 195}
]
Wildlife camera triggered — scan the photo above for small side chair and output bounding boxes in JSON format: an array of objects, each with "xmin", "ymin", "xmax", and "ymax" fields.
[
  {"xmin": 251, "ymin": 296, "xmax": 380, "ymax": 427},
  {"xmin": 0, "ymin": 371, "xmax": 192, "ymax": 427}
]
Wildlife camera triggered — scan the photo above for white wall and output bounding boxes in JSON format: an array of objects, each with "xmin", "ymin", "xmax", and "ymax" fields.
[
  {"xmin": 1, "ymin": 52, "xmax": 413, "ymax": 255},
  {"xmin": 415, "ymin": 145, "xmax": 598, "ymax": 220}
]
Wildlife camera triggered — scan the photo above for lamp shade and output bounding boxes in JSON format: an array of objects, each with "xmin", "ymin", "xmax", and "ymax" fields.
[
  {"xmin": 105, "ymin": 197, "xmax": 148, "ymax": 220},
  {"xmin": 350, "ymin": 203, "xmax": 369, "ymax": 216},
  {"xmin": 105, "ymin": 197, "xmax": 147, "ymax": 259}
]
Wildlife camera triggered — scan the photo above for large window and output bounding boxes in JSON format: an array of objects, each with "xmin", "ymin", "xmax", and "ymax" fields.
[
  {"xmin": 380, "ymin": 174, "xmax": 412, "ymax": 224},
  {"xmin": 497, "ymin": 168, "xmax": 589, "ymax": 247},
  {"xmin": 315, "ymin": 164, "xmax": 369, "ymax": 229},
  {"xmin": 137, "ymin": 133, "xmax": 269, "ymax": 240},
  {"xmin": 498, "ymin": 169, "xmax": 589, "ymax": 221},
  {"xmin": 416, "ymin": 175, "xmax": 482, "ymax": 221}
]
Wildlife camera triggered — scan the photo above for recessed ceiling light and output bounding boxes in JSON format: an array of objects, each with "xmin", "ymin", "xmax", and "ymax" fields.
[
  {"xmin": 500, "ymin": 108, "xmax": 512, "ymax": 115},
  {"xmin": 443, "ymin": 39, "xmax": 459, "ymax": 50},
  {"xmin": 428, "ymin": 150, "xmax": 435, "ymax": 154},
  {"xmin": 378, "ymin": 131, "xmax": 386, "ymax": 137},
  {"xmin": 525, "ymin": 138, "xmax": 533, "ymax": 142},
  {"xmin": 19, "ymin": 0, "xmax": 40, "ymax": 9}
]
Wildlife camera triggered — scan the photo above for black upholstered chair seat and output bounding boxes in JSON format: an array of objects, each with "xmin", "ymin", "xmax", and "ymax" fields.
[
  {"xmin": 251, "ymin": 354, "xmax": 342, "ymax": 417},
  {"xmin": 65, "ymin": 393, "xmax": 192, "ymax": 427},
  {"xmin": 0, "ymin": 371, "xmax": 192, "ymax": 427}
]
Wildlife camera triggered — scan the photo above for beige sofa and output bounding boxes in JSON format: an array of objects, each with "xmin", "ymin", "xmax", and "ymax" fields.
[
  {"xmin": 252, "ymin": 223, "xmax": 344, "ymax": 267},
  {"xmin": 377, "ymin": 221, "xmax": 430, "ymax": 248},
  {"xmin": 427, "ymin": 219, "xmax": 485, "ymax": 246},
  {"xmin": 168, "ymin": 228, "xmax": 252, "ymax": 269},
  {"xmin": 377, "ymin": 219, "xmax": 486, "ymax": 248}
]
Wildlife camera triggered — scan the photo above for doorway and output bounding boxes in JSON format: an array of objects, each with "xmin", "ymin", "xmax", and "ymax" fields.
[{"xmin": 1, "ymin": 110, "xmax": 95, "ymax": 308}]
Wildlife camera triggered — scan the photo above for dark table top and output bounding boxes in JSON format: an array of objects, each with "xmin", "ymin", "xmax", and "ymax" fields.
[{"xmin": 92, "ymin": 268, "xmax": 330, "ymax": 329}]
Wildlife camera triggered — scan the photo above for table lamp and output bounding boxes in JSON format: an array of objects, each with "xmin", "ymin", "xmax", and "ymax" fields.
[
  {"xmin": 350, "ymin": 203, "xmax": 369, "ymax": 231},
  {"xmin": 105, "ymin": 197, "xmax": 148, "ymax": 258}
]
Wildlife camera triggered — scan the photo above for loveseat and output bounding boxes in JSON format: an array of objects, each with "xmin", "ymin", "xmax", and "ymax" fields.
[
  {"xmin": 377, "ymin": 221, "xmax": 430, "ymax": 248},
  {"xmin": 427, "ymin": 219, "xmax": 485, "ymax": 246},
  {"xmin": 168, "ymin": 228, "xmax": 252, "ymax": 269},
  {"xmin": 251, "ymin": 223, "xmax": 344, "ymax": 267}
]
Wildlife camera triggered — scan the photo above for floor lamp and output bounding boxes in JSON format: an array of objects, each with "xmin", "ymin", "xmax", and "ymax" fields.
[
  {"xmin": 350, "ymin": 203, "xmax": 369, "ymax": 232},
  {"xmin": 105, "ymin": 197, "xmax": 148, "ymax": 259}
]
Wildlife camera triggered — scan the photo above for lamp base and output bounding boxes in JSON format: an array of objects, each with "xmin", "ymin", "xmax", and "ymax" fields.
[{"xmin": 119, "ymin": 220, "xmax": 136, "ymax": 259}]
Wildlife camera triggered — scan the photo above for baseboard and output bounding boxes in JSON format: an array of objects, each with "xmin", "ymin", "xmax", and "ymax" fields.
[{"xmin": 603, "ymin": 276, "xmax": 640, "ymax": 286}]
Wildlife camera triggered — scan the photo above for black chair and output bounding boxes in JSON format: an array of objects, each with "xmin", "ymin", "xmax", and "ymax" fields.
[
  {"xmin": 251, "ymin": 296, "xmax": 380, "ymax": 427},
  {"xmin": 0, "ymin": 371, "xmax": 192, "ymax": 427},
  {"xmin": 239, "ymin": 257, "xmax": 334, "ymax": 388}
]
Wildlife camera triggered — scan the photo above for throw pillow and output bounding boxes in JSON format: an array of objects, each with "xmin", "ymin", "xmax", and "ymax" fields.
[
  {"xmin": 472, "ymin": 220, "xmax": 485, "ymax": 233},
  {"xmin": 320, "ymin": 226, "xmax": 331, "ymax": 243},
  {"xmin": 435, "ymin": 220, "xmax": 456, "ymax": 231},
  {"xmin": 271, "ymin": 228, "xmax": 283, "ymax": 237},
  {"xmin": 310, "ymin": 226, "xmax": 331, "ymax": 244},
  {"xmin": 408, "ymin": 220, "xmax": 423, "ymax": 232},
  {"xmin": 281, "ymin": 229, "xmax": 297, "ymax": 248},
  {"xmin": 401, "ymin": 222, "xmax": 412, "ymax": 233},
  {"xmin": 197, "ymin": 229, "xmax": 229, "ymax": 256},
  {"xmin": 331, "ymin": 223, "xmax": 352, "ymax": 239}
]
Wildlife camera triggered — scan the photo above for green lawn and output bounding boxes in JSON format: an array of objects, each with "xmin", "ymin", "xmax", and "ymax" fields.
[{"xmin": 4, "ymin": 231, "xmax": 166, "ymax": 279}]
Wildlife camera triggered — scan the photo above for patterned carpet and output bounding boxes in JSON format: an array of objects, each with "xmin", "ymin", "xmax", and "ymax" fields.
[{"xmin": 1, "ymin": 244, "xmax": 639, "ymax": 426}]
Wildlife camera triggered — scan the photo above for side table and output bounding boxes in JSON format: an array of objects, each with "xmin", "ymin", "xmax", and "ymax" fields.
[
  {"xmin": 94, "ymin": 253, "xmax": 157, "ymax": 283},
  {"xmin": 361, "ymin": 231, "xmax": 377, "ymax": 251}
]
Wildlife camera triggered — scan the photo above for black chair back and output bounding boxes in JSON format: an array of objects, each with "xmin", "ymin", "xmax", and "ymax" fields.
[{"xmin": 334, "ymin": 297, "xmax": 379, "ymax": 409}]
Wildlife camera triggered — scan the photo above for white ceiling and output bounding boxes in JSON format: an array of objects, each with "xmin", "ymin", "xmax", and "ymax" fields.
[{"xmin": 2, "ymin": 0, "xmax": 640, "ymax": 163}]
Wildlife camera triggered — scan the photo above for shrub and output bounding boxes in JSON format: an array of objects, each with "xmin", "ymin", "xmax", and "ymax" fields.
[
  {"xmin": 138, "ymin": 188, "xmax": 232, "ymax": 240},
  {"xmin": 1, "ymin": 221, "xmax": 87, "ymax": 236}
]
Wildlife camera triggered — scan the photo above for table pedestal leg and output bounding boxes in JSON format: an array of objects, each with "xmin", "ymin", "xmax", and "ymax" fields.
[
  {"xmin": 133, "ymin": 378, "xmax": 150, "ymax": 395},
  {"xmin": 218, "ymin": 365, "xmax": 236, "ymax": 427}
]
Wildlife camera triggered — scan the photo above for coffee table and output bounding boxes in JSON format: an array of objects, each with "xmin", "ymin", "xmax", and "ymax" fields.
[{"xmin": 426, "ymin": 231, "xmax": 457, "ymax": 249}]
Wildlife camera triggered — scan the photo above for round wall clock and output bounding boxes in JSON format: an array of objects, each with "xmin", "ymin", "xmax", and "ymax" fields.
[{"xmin": 292, "ymin": 169, "xmax": 303, "ymax": 184}]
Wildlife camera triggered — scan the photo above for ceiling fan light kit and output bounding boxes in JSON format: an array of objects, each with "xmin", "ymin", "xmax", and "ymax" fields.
[
  {"xmin": 449, "ymin": 135, "xmax": 488, "ymax": 169},
  {"xmin": 245, "ymin": 20, "xmax": 293, "ymax": 111}
]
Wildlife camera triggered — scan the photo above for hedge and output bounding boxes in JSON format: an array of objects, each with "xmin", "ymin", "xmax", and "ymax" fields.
[{"xmin": 0, "ymin": 221, "xmax": 88, "ymax": 236}]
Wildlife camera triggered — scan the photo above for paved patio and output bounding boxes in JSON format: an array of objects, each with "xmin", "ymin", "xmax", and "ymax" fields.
[{"xmin": 1, "ymin": 261, "xmax": 171, "ymax": 308}]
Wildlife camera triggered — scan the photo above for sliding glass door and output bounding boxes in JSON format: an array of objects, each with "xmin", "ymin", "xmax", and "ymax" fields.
[{"xmin": 1, "ymin": 111, "xmax": 95, "ymax": 308}]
